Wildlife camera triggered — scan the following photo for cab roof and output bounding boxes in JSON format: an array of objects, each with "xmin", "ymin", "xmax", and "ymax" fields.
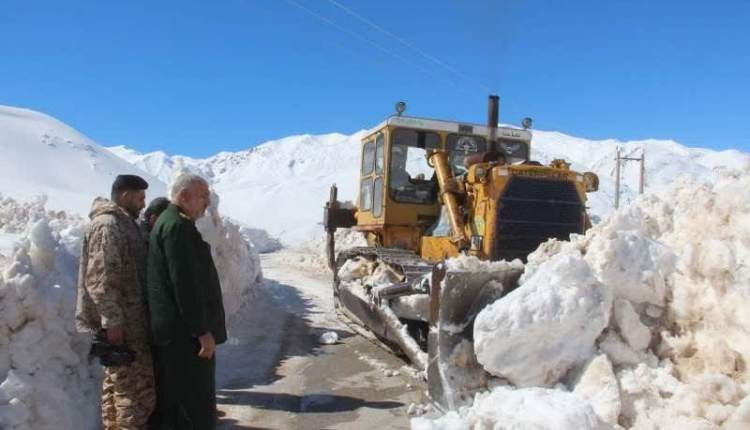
[{"xmin": 366, "ymin": 115, "xmax": 532, "ymax": 143}]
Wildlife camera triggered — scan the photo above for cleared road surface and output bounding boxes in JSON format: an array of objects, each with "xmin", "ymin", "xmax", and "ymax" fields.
[{"xmin": 216, "ymin": 251, "xmax": 427, "ymax": 429}]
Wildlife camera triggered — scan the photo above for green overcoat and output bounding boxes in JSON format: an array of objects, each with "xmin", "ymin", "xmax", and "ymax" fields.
[{"xmin": 147, "ymin": 203, "xmax": 227, "ymax": 346}]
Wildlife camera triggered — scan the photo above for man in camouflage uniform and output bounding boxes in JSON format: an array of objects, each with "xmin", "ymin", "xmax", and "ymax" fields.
[{"xmin": 76, "ymin": 174, "xmax": 156, "ymax": 430}]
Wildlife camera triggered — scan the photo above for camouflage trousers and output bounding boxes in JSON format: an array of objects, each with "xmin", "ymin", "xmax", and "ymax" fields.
[{"xmin": 101, "ymin": 342, "xmax": 156, "ymax": 430}]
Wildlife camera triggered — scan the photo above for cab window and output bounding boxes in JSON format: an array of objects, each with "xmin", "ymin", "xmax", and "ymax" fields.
[
  {"xmin": 446, "ymin": 134, "xmax": 487, "ymax": 176},
  {"xmin": 360, "ymin": 178, "xmax": 373, "ymax": 211},
  {"xmin": 361, "ymin": 140, "xmax": 375, "ymax": 176},
  {"xmin": 498, "ymin": 139, "xmax": 529, "ymax": 163},
  {"xmin": 389, "ymin": 128, "xmax": 439, "ymax": 204},
  {"xmin": 375, "ymin": 133, "xmax": 385, "ymax": 174},
  {"xmin": 359, "ymin": 134, "xmax": 386, "ymax": 215},
  {"xmin": 373, "ymin": 177, "xmax": 384, "ymax": 217}
]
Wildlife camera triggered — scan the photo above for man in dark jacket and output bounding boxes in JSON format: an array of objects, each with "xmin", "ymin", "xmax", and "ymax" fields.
[{"xmin": 147, "ymin": 173, "xmax": 226, "ymax": 429}]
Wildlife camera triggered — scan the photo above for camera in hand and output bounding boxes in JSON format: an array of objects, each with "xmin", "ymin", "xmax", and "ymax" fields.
[{"xmin": 89, "ymin": 330, "xmax": 136, "ymax": 367}]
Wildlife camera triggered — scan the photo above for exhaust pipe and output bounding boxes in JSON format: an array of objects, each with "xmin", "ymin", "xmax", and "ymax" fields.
[
  {"xmin": 463, "ymin": 94, "xmax": 502, "ymax": 168},
  {"xmin": 487, "ymin": 95, "xmax": 499, "ymax": 153}
]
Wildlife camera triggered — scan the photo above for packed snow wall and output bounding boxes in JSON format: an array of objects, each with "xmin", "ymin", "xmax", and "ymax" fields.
[
  {"xmin": 414, "ymin": 168, "xmax": 750, "ymax": 430},
  {"xmin": 0, "ymin": 192, "xmax": 262, "ymax": 429},
  {"xmin": 194, "ymin": 189, "xmax": 264, "ymax": 320},
  {"xmin": 273, "ymin": 227, "xmax": 368, "ymax": 276},
  {"xmin": 0, "ymin": 196, "xmax": 98, "ymax": 429}
]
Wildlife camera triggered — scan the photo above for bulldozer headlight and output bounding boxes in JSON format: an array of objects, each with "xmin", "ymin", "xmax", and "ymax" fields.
[
  {"xmin": 583, "ymin": 172, "xmax": 599, "ymax": 192},
  {"xmin": 395, "ymin": 101, "xmax": 406, "ymax": 116}
]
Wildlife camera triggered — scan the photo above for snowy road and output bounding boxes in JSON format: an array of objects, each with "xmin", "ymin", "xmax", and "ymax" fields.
[{"xmin": 215, "ymin": 251, "xmax": 427, "ymax": 429}]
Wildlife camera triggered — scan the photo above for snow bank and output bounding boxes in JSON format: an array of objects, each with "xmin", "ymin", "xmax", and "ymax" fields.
[
  {"xmin": 412, "ymin": 386, "xmax": 609, "ymax": 430},
  {"xmin": 0, "ymin": 197, "xmax": 98, "ymax": 429},
  {"xmin": 0, "ymin": 184, "xmax": 262, "ymax": 428},
  {"xmin": 240, "ymin": 227, "xmax": 283, "ymax": 254},
  {"xmin": 280, "ymin": 228, "xmax": 367, "ymax": 275},
  {"xmin": 416, "ymin": 169, "xmax": 750, "ymax": 429}
]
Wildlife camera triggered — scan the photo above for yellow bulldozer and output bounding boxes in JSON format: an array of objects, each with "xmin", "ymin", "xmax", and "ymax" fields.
[{"xmin": 323, "ymin": 95, "xmax": 599, "ymax": 409}]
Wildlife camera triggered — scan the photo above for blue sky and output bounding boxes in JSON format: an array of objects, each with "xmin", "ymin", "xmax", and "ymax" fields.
[{"xmin": 1, "ymin": 0, "xmax": 748, "ymax": 157}]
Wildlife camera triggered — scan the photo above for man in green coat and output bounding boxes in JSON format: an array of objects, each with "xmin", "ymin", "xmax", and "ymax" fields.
[{"xmin": 147, "ymin": 173, "xmax": 226, "ymax": 430}]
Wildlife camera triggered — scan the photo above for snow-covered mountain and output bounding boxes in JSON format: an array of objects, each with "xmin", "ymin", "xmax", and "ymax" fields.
[
  {"xmin": 109, "ymin": 126, "xmax": 750, "ymax": 246},
  {"xmin": 109, "ymin": 132, "xmax": 366, "ymax": 245},
  {"xmin": 0, "ymin": 106, "xmax": 166, "ymax": 215},
  {"xmin": 2, "ymin": 103, "xmax": 747, "ymax": 246}
]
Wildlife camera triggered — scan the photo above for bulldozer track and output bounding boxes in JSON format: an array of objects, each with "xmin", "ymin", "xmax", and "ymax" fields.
[{"xmin": 334, "ymin": 307, "xmax": 410, "ymax": 361}]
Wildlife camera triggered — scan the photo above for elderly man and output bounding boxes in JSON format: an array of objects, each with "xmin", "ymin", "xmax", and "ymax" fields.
[
  {"xmin": 147, "ymin": 173, "xmax": 226, "ymax": 429},
  {"xmin": 76, "ymin": 174, "xmax": 156, "ymax": 430}
]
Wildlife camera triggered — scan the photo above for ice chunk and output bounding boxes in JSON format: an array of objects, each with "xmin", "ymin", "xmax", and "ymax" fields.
[
  {"xmin": 444, "ymin": 254, "xmax": 522, "ymax": 273},
  {"xmin": 0, "ymin": 371, "xmax": 33, "ymax": 403},
  {"xmin": 337, "ymin": 256, "xmax": 373, "ymax": 282},
  {"xmin": 319, "ymin": 331, "xmax": 339, "ymax": 345},
  {"xmin": 29, "ymin": 219, "xmax": 56, "ymax": 274},
  {"xmin": 599, "ymin": 330, "xmax": 643, "ymax": 367},
  {"xmin": 573, "ymin": 354, "xmax": 622, "ymax": 426},
  {"xmin": 613, "ymin": 299, "xmax": 651, "ymax": 352},
  {"xmin": 725, "ymin": 394, "xmax": 750, "ymax": 430},
  {"xmin": 474, "ymin": 253, "xmax": 611, "ymax": 387},
  {"xmin": 585, "ymin": 230, "xmax": 674, "ymax": 307},
  {"xmin": 0, "ymin": 398, "xmax": 31, "ymax": 428},
  {"xmin": 411, "ymin": 411, "xmax": 467, "ymax": 430}
]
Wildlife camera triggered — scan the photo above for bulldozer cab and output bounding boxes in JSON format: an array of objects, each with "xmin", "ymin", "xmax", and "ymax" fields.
[
  {"xmin": 354, "ymin": 116, "xmax": 532, "ymax": 252},
  {"xmin": 356, "ymin": 125, "xmax": 438, "ymax": 250}
]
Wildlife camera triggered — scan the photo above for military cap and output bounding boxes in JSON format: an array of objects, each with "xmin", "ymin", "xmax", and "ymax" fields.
[{"xmin": 111, "ymin": 174, "xmax": 149, "ymax": 195}]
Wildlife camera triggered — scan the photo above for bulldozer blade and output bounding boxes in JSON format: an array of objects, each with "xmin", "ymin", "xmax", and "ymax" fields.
[
  {"xmin": 427, "ymin": 263, "xmax": 522, "ymax": 410},
  {"xmin": 336, "ymin": 283, "xmax": 428, "ymax": 370}
]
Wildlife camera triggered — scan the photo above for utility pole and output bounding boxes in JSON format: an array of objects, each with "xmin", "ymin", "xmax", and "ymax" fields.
[
  {"xmin": 639, "ymin": 149, "xmax": 646, "ymax": 194},
  {"xmin": 614, "ymin": 147, "xmax": 621, "ymax": 209},
  {"xmin": 614, "ymin": 147, "xmax": 646, "ymax": 209}
]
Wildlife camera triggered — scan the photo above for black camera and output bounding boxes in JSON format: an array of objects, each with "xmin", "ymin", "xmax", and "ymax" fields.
[{"xmin": 89, "ymin": 331, "xmax": 136, "ymax": 367}]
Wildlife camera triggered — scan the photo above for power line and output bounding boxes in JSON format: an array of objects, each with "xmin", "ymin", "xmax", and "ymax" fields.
[
  {"xmin": 282, "ymin": 0, "xmax": 410, "ymax": 67},
  {"xmin": 323, "ymin": 0, "xmax": 492, "ymax": 93},
  {"xmin": 279, "ymin": 0, "xmax": 481, "ymax": 95}
]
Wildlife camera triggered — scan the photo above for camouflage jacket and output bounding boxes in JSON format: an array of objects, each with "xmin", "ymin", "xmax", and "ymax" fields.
[{"xmin": 75, "ymin": 198, "xmax": 149, "ymax": 343}]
